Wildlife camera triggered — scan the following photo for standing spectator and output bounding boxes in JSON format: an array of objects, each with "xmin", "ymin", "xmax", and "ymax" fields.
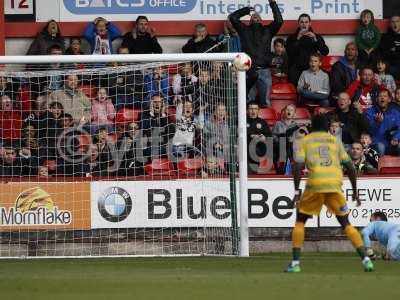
[
  {"xmin": 84, "ymin": 17, "xmax": 121, "ymax": 54},
  {"xmin": 364, "ymin": 89, "xmax": 400, "ymax": 156},
  {"xmin": 346, "ymin": 67, "xmax": 383, "ymax": 112},
  {"xmin": 182, "ymin": 23, "xmax": 218, "ymax": 53},
  {"xmin": 144, "ymin": 67, "xmax": 170, "ymax": 107},
  {"xmin": 327, "ymin": 92, "xmax": 370, "ymax": 145},
  {"xmin": 141, "ymin": 94, "xmax": 173, "ymax": 159},
  {"xmin": 360, "ymin": 132, "xmax": 379, "ymax": 169},
  {"xmin": 171, "ymin": 99, "xmax": 204, "ymax": 159},
  {"xmin": 247, "ymin": 101, "xmax": 273, "ymax": 173},
  {"xmin": 90, "ymin": 127, "xmax": 113, "ymax": 176},
  {"xmin": 394, "ymin": 87, "xmax": 400, "ymax": 108},
  {"xmin": 0, "ymin": 95, "xmax": 22, "ymax": 143},
  {"xmin": 271, "ymin": 38, "xmax": 288, "ymax": 78},
  {"xmin": 349, "ymin": 142, "xmax": 378, "ymax": 175},
  {"xmin": 286, "ymin": 14, "xmax": 329, "ymax": 85},
  {"xmin": 0, "ymin": 76, "xmax": 20, "ymax": 100},
  {"xmin": 121, "ymin": 16, "xmax": 162, "ymax": 54},
  {"xmin": 297, "ymin": 53, "xmax": 330, "ymax": 107},
  {"xmin": 48, "ymin": 74, "xmax": 91, "ymax": 125},
  {"xmin": 330, "ymin": 42, "xmax": 360, "ymax": 103},
  {"xmin": 374, "ymin": 59, "xmax": 397, "ymax": 97},
  {"xmin": 27, "ymin": 20, "xmax": 65, "ymax": 55},
  {"xmin": 217, "ymin": 19, "xmax": 241, "ymax": 52},
  {"xmin": 91, "ymin": 87, "xmax": 116, "ymax": 132},
  {"xmin": 117, "ymin": 122, "xmax": 144, "ymax": 176},
  {"xmin": 379, "ymin": 14, "xmax": 400, "ymax": 80},
  {"xmin": 203, "ymin": 103, "xmax": 229, "ymax": 160},
  {"xmin": 355, "ymin": 9, "xmax": 381, "ymax": 66},
  {"xmin": 229, "ymin": 0, "xmax": 283, "ymax": 107},
  {"xmin": 0, "ymin": 144, "xmax": 23, "ymax": 176},
  {"xmin": 172, "ymin": 62, "xmax": 198, "ymax": 101}
]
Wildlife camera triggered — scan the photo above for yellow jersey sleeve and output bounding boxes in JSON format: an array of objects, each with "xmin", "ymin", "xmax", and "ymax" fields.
[{"xmin": 337, "ymin": 138, "xmax": 350, "ymax": 164}]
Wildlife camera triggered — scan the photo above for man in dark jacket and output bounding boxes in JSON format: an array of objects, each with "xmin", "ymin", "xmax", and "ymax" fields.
[
  {"xmin": 182, "ymin": 23, "xmax": 218, "ymax": 53},
  {"xmin": 286, "ymin": 14, "xmax": 329, "ymax": 85},
  {"xmin": 379, "ymin": 14, "xmax": 400, "ymax": 80},
  {"xmin": 246, "ymin": 102, "xmax": 273, "ymax": 173},
  {"xmin": 121, "ymin": 16, "xmax": 163, "ymax": 54},
  {"xmin": 330, "ymin": 42, "xmax": 360, "ymax": 104},
  {"xmin": 327, "ymin": 92, "xmax": 370, "ymax": 145},
  {"xmin": 229, "ymin": 0, "xmax": 283, "ymax": 107}
]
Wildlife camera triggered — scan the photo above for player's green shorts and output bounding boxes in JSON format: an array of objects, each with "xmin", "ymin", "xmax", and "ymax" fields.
[{"xmin": 299, "ymin": 190, "xmax": 349, "ymax": 216}]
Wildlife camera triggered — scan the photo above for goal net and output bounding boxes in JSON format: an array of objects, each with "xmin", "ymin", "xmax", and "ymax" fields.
[{"xmin": 0, "ymin": 54, "xmax": 248, "ymax": 258}]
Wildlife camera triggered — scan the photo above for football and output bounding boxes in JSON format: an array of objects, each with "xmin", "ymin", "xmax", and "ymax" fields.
[{"xmin": 232, "ymin": 53, "xmax": 252, "ymax": 71}]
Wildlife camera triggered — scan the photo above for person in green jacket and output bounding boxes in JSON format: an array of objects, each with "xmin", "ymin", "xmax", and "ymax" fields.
[{"xmin": 355, "ymin": 9, "xmax": 381, "ymax": 67}]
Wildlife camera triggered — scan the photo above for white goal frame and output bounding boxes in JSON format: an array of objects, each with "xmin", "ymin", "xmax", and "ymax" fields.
[{"xmin": 0, "ymin": 53, "xmax": 249, "ymax": 257}]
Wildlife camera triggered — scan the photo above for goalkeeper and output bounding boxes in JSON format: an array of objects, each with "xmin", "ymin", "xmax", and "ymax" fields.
[{"xmin": 362, "ymin": 212, "xmax": 400, "ymax": 261}]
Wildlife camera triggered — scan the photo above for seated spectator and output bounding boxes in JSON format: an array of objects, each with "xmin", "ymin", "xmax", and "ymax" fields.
[
  {"xmin": 364, "ymin": 89, "xmax": 400, "ymax": 156},
  {"xmin": 0, "ymin": 95, "xmax": 22, "ymax": 143},
  {"xmin": 65, "ymin": 37, "xmax": 85, "ymax": 55},
  {"xmin": 230, "ymin": 3, "xmax": 283, "ymax": 107},
  {"xmin": 247, "ymin": 101, "xmax": 272, "ymax": 174},
  {"xmin": 349, "ymin": 141, "xmax": 378, "ymax": 175},
  {"xmin": 346, "ymin": 67, "xmax": 383, "ymax": 112},
  {"xmin": 171, "ymin": 99, "xmax": 204, "ymax": 159},
  {"xmin": 144, "ymin": 67, "xmax": 170, "ymax": 107},
  {"xmin": 271, "ymin": 38, "xmax": 288, "ymax": 78},
  {"xmin": 84, "ymin": 17, "xmax": 121, "ymax": 54},
  {"xmin": 38, "ymin": 164, "xmax": 49, "ymax": 177},
  {"xmin": 182, "ymin": 23, "xmax": 218, "ymax": 53},
  {"xmin": 201, "ymin": 155, "xmax": 225, "ymax": 178},
  {"xmin": 272, "ymin": 104, "xmax": 303, "ymax": 173},
  {"xmin": 117, "ymin": 122, "xmax": 144, "ymax": 176},
  {"xmin": 141, "ymin": 94, "xmax": 173, "ymax": 159},
  {"xmin": 0, "ymin": 144, "xmax": 23, "ymax": 176},
  {"xmin": 121, "ymin": 16, "xmax": 162, "ymax": 54},
  {"xmin": 327, "ymin": 92, "xmax": 370, "ymax": 146},
  {"xmin": 19, "ymin": 122, "xmax": 40, "ymax": 171},
  {"xmin": 0, "ymin": 76, "xmax": 20, "ymax": 99},
  {"xmin": 393, "ymin": 87, "xmax": 400, "ymax": 108},
  {"xmin": 330, "ymin": 42, "xmax": 360, "ymax": 103},
  {"xmin": 172, "ymin": 62, "xmax": 198, "ymax": 101},
  {"xmin": 286, "ymin": 13, "xmax": 329, "ymax": 85},
  {"xmin": 379, "ymin": 14, "xmax": 400, "ymax": 80},
  {"xmin": 217, "ymin": 19, "xmax": 241, "ymax": 52},
  {"xmin": 203, "ymin": 103, "xmax": 229, "ymax": 160},
  {"xmin": 47, "ymin": 74, "xmax": 91, "ymax": 125},
  {"xmin": 328, "ymin": 117, "xmax": 352, "ymax": 150},
  {"xmin": 355, "ymin": 9, "xmax": 381, "ymax": 67},
  {"xmin": 27, "ymin": 20, "xmax": 65, "ymax": 55},
  {"xmin": 60, "ymin": 113, "xmax": 75, "ymax": 129},
  {"xmin": 91, "ymin": 87, "xmax": 116, "ymax": 132},
  {"xmin": 297, "ymin": 53, "xmax": 330, "ymax": 107},
  {"xmin": 360, "ymin": 132, "xmax": 379, "ymax": 169},
  {"xmin": 374, "ymin": 59, "xmax": 397, "ymax": 97}
]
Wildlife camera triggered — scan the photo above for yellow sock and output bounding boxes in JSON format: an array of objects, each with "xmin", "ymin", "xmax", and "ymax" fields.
[
  {"xmin": 344, "ymin": 225, "xmax": 364, "ymax": 249},
  {"xmin": 292, "ymin": 222, "xmax": 305, "ymax": 248}
]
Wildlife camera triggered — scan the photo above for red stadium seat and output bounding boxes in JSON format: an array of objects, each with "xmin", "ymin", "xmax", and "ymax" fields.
[
  {"xmin": 77, "ymin": 133, "xmax": 92, "ymax": 154},
  {"xmin": 115, "ymin": 108, "xmax": 141, "ymax": 125},
  {"xmin": 177, "ymin": 158, "xmax": 203, "ymax": 176},
  {"xmin": 272, "ymin": 74, "xmax": 289, "ymax": 84},
  {"xmin": 271, "ymin": 100, "xmax": 296, "ymax": 116},
  {"xmin": 314, "ymin": 106, "xmax": 336, "ymax": 115},
  {"xmin": 80, "ymin": 85, "xmax": 97, "ymax": 99},
  {"xmin": 258, "ymin": 108, "xmax": 277, "ymax": 126},
  {"xmin": 378, "ymin": 156, "xmax": 400, "ymax": 174},
  {"xmin": 294, "ymin": 107, "xmax": 311, "ymax": 121},
  {"xmin": 321, "ymin": 56, "xmax": 340, "ymax": 72},
  {"xmin": 257, "ymin": 158, "xmax": 276, "ymax": 174},
  {"xmin": 271, "ymin": 83, "xmax": 297, "ymax": 101},
  {"xmin": 144, "ymin": 158, "xmax": 175, "ymax": 176},
  {"xmin": 43, "ymin": 160, "xmax": 57, "ymax": 172}
]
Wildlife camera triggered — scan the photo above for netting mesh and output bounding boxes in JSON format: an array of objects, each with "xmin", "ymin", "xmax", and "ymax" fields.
[{"xmin": 0, "ymin": 58, "xmax": 240, "ymax": 257}]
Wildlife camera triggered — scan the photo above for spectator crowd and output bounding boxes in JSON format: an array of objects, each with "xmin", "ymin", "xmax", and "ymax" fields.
[{"xmin": 1, "ymin": 0, "xmax": 400, "ymax": 178}]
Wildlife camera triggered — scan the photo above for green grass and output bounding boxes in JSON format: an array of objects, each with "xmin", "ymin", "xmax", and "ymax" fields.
[{"xmin": 0, "ymin": 253, "xmax": 399, "ymax": 300}]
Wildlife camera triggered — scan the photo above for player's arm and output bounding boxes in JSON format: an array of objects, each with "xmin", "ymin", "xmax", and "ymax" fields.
[
  {"xmin": 292, "ymin": 139, "xmax": 305, "ymax": 205},
  {"xmin": 361, "ymin": 223, "xmax": 377, "ymax": 259}
]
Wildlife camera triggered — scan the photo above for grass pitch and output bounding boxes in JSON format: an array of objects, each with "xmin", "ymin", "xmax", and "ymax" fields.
[{"xmin": 0, "ymin": 253, "xmax": 399, "ymax": 300}]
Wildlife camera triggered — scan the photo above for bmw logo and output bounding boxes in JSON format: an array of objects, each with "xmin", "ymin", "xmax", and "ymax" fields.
[{"xmin": 98, "ymin": 187, "xmax": 132, "ymax": 222}]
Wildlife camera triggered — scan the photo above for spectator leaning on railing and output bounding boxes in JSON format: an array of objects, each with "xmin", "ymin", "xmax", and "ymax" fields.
[{"xmin": 229, "ymin": 0, "xmax": 283, "ymax": 108}]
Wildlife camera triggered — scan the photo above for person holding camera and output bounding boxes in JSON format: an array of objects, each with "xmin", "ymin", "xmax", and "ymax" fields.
[
  {"xmin": 286, "ymin": 14, "xmax": 329, "ymax": 85},
  {"xmin": 229, "ymin": 0, "xmax": 283, "ymax": 107}
]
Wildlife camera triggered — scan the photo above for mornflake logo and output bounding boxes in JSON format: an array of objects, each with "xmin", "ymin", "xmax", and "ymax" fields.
[{"xmin": 64, "ymin": 0, "xmax": 196, "ymax": 14}]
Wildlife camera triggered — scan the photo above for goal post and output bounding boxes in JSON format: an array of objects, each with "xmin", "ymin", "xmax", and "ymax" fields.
[{"xmin": 0, "ymin": 53, "xmax": 249, "ymax": 258}]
